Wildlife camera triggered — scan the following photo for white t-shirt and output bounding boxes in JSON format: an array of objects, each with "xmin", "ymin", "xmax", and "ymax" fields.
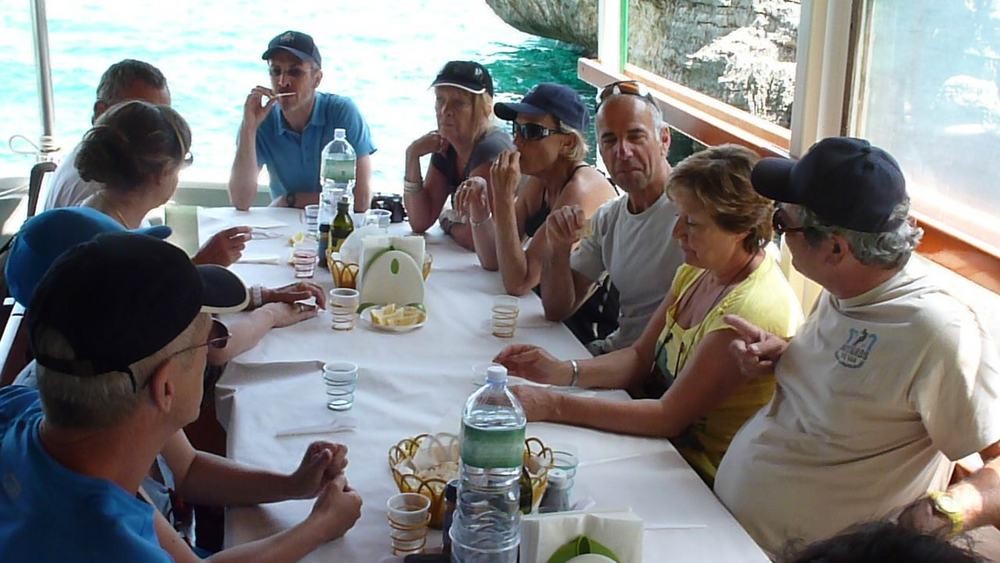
[
  {"xmin": 570, "ymin": 192, "xmax": 684, "ymax": 351},
  {"xmin": 714, "ymin": 260, "xmax": 1000, "ymax": 555},
  {"xmin": 44, "ymin": 143, "xmax": 101, "ymax": 210}
]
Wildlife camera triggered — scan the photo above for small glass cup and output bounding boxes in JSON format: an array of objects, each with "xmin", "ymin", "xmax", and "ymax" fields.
[
  {"xmin": 386, "ymin": 492, "xmax": 431, "ymax": 556},
  {"xmin": 539, "ymin": 446, "xmax": 579, "ymax": 513},
  {"xmin": 322, "ymin": 361, "xmax": 358, "ymax": 411},
  {"xmin": 292, "ymin": 245, "xmax": 318, "ymax": 279},
  {"xmin": 365, "ymin": 208, "xmax": 392, "ymax": 229},
  {"xmin": 491, "ymin": 295, "xmax": 520, "ymax": 338},
  {"xmin": 328, "ymin": 288, "xmax": 360, "ymax": 330},
  {"xmin": 304, "ymin": 204, "xmax": 321, "ymax": 233}
]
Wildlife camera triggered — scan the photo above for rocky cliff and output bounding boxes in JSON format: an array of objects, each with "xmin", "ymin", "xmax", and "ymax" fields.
[{"xmin": 485, "ymin": 0, "xmax": 798, "ymax": 127}]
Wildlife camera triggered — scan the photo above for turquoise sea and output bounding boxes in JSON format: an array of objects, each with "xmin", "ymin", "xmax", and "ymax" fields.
[{"xmin": 0, "ymin": 0, "xmax": 595, "ymax": 189}]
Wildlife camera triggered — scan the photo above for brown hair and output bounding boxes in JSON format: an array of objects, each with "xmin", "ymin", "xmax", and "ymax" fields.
[
  {"xmin": 666, "ymin": 144, "xmax": 773, "ymax": 252},
  {"xmin": 76, "ymin": 100, "xmax": 191, "ymax": 192}
]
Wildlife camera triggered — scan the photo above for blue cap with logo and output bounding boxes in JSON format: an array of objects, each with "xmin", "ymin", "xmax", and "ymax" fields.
[
  {"xmin": 5, "ymin": 207, "xmax": 172, "ymax": 307},
  {"xmin": 494, "ymin": 83, "xmax": 589, "ymax": 132},
  {"xmin": 262, "ymin": 30, "xmax": 322, "ymax": 68},
  {"xmin": 751, "ymin": 137, "xmax": 908, "ymax": 233}
]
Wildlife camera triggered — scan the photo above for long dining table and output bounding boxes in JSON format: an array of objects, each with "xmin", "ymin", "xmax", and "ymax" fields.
[{"xmin": 195, "ymin": 206, "xmax": 769, "ymax": 562}]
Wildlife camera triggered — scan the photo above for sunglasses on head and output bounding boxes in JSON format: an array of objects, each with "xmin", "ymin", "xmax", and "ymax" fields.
[
  {"xmin": 771, "ymin": 207, "xmax": 809, "ymax": 236},
  {"xmin": 182, "ymin": 151, "xmax": 194, "ymax": 168},
  {"xmin": 511, "ymin": 121, "xmax": 565, "ymax": 141},
  {"xmin": 596, "ymin": 80, "xmax": 655, "ymax": 108}
]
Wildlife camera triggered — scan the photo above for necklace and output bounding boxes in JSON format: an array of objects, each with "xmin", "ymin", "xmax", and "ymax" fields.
[
  {"xmin": 656, "ymin": 250, "xmax": 760, "ymax": 379},
  {"xmin": 111, "ymin": 207, "xmax": 132, "ymax": 228}
]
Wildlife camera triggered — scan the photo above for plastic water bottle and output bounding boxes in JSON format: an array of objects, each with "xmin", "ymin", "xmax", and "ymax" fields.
[
  {"xmin": 320, "ymin": 128, "xmax": 356, "ymax": 211},
  {"xmin": 450, "ymin": 365, "xmax": 526, "ymax": 563}
]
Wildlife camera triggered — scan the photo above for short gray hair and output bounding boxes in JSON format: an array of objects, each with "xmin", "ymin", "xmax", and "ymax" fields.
[
  {"xmin": 35, "ymin": 318, "xmax": 202, "ymax": 429},
  {"xmin": 596, "ymin": 93, "xmax": 667, "ymax": 135},
  {"xmin": 95, "ymin": 59, "xmax": 167, "ymax": 105},
  {"xmin": 799, "ymin": 201, "xmax": 923, "ymax": 269}
]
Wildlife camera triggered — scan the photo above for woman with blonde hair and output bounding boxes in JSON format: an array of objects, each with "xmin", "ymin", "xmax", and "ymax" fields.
[
  {"xmin": 456, "ymin": 83, "xmax": 618, "ymax": 293},
  {"xmin": 495, "ymin": 144, "xmax": 803, "ymax": 484},
  {"xmin": 403, "ymin": 60, "xmax": 513, "ymax": 249}
]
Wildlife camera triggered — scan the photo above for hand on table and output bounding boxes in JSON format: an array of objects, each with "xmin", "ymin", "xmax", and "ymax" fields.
[
  {"xmin": 263, "ymin": 281, "xmax": 327, "ymax": 310},
  {"xmin": 193, "ymin": 226, "xmax": 251, "ymax": 266},
  {"xmin": 454, "ymin": 176, "xmax": 490, "ymax": 224},
  {"xmin": 723, "ymin": 314, "xmax": 789, "ymax": 378},
  {"xmin": 307, "ymin": 474, "xmax": 363, "ymax": 542},
  {"xmin": 288, "ymin": 442, "xmax": 349, "ymax": 500},
  {"xmin": 261, "ymin": 302, "xmax": 318, "ymax": 328},
  {"xmin": 490, "ymin": 150, "xmax": 521, "ymax": 207},
  {"xmin": 544, "ymin": 205, "xmax": 585, "ymax": 253},
  {"xmin": 511, "ymin": 385, "xmax": 558, "ymax": 422},
  {"xmin": 494, "ymin": 344, "xmax": 569, "ymax": 385}
]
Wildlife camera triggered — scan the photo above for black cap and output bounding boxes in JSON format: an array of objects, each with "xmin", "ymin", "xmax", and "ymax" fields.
[
  {"xmin": 262, "ymin": 30, "xmax": 321, "ymax": 68},
  {"xmin": 751, "ymin": 137, "xmax": 907, "ymax": 233},
  {"xmin": 430, "ymin": 61, "xmax": 494, "ymax": 97},
  {"xmin": 27, "ymin": 233, "xmax": 248, "ymax": 378},
  {"xmin": 494, "ymin": 83, "xmax": 589, "ymax": 132}
]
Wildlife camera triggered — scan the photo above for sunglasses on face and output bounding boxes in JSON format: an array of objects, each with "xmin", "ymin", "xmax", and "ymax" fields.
[
  {"xmin": 268, "ymin": 66, "xmax": 310, "ymax": 79},
  {"xmin": 596, "ymin": 80, "xmax": 656, "ymax": 108},
  {"xmin": 511, "ymin": 121, "xmax": 565, "ymax": 141},
  {"xmin": 771, "ymin": 208, "xmax": 809, "ymax": 236}
]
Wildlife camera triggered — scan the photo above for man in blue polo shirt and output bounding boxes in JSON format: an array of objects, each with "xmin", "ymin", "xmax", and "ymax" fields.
[{"xmin": 228, "ymin": 30, "xmax": 376, "ymax": 211}]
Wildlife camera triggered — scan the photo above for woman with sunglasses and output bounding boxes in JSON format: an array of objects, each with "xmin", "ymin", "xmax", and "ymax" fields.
[
  {"xmin": 495, "ymin": 145, "xmax": 803, "ymax": 484},
  {"xmin": 454, "ymin": 83, "xmax": 618, "ymax": 293},
  {"xmin": 403, "ymin": 61, "xmax": 514, "ymax": 250},
  {"xmin": 76, "ymin": 100, "xmax": 249, "ymax": 267}
]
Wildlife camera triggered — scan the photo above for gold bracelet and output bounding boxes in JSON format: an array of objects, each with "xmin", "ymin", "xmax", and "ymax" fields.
[{"xmin": 403, "ymin": 178, "xmax": 423, "ymax": 193}]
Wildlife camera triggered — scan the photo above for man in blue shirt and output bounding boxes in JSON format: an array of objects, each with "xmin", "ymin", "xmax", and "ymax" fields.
[
  {"xmin": 228, "ymin": 30, "xmax": 376, "ymax": 211},
  {"xmin": 0, "ymin": 234, "xmax": 362, "ymax": 561}
]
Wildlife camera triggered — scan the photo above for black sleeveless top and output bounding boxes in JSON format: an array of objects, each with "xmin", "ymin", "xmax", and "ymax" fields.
[
  {"xmin": 430, "ymin": 128, "xmax": 513, "ymax": 196},
  {"xmin": 523, "ymin": 165, "xmax": 616, "ymax": 238}
]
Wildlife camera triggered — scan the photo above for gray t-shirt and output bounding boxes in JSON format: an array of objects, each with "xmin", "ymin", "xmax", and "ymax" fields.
[{"xmin": 570, "ymin": 192, "xmax": 684, "ymax": 351}]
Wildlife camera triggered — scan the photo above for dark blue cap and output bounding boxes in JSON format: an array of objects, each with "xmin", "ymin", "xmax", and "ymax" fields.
[
  {"xmin": 262, "ymin": 30, "xmax": 321, "ymax": 68},
  {"xmin": 5, "ymin": 207, "xmax": 172, "ymax": 307},
  {"xmin": 431, "ymin": 61, "xmax": 494, "ymax": 97},
  {"xmin": 494, "ymin": 83, "xmax": 589, "ymax": 132},
  {"xmin": 751, "ymin": 137, "xmax": 908, "ymax": 233}
]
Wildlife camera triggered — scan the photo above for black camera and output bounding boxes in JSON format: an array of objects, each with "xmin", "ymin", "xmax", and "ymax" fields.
[{"xmin": 369, "ymin": 192, "xmax": 406, "ymax": 223}]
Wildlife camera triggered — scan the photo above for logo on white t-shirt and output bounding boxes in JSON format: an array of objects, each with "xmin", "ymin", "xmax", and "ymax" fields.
[{"xmin": 835, "ymin": 328, "xmax": 878, "ymax": 368}]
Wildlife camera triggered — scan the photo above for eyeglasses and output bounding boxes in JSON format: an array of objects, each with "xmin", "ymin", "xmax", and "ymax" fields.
[
  {"xmin": 771, "ymin": 208, "xmax": 809, "ymax": 236},
  {"xmin": 268, "ymin": 66, "xmax": 310, "ymax": 79},
  {"xmin": 596, "ymin": 80, "xmax": 655, "ymax": 108},
  {"xmin": 511, "ymin": 121, "xmax": 566, "ymax": 141},
  {"xmin": 129, "ymin": 331, "xmax": 230, "ymax": 393}
]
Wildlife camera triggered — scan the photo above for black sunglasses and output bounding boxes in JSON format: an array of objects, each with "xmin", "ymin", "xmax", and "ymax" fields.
[
  {"xmin": 771, "ymin": 208, "xmax": 809, "ymax": 236},
  {"xmin": 596, "ymin": 80, "xmax": 656, "ymax": 109},
  {"xmin": 512, "ymin": 121, "xmax": 565, "ymax": 141}
]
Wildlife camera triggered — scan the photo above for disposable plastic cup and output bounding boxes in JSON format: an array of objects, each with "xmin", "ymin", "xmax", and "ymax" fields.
[
  {"xmin": 292, "ymin": 247, "xmax": 318, "ymax": 279},
  {"xmin": 540, "ymin": 445, "xmax": 579, "ymax": 513},
  {"xmin": 328, "ymin": 288, "xmax": 360, "ymax": 331},
  {"xmin": 386, "ymin": 493, "xmax": 431, "ymax": 555},
  {"xmin": 365, "ymin": 208, "xmax": 392, "ymax": 229},
  {"xmin": 491, "ymin": 295, "xmax": 520, "ymax": 338},
  {"xmin": 304, "ymin": 204, "xmax": 321, "ymax": 233},
  {"xmin": 322, "ymin": 361, "xmax": 358, "ymax": 411}
]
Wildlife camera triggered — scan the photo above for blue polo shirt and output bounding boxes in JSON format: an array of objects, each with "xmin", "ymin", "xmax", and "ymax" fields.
[
  {"xmin": 0, "ymin": 386, "xmax": 171, "ymax": 562},
  {"xmin": 255, "ymin": 91, "xmax": 376, "ymax": 199}
]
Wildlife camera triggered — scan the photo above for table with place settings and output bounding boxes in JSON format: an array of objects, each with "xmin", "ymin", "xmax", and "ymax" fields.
[{"xmin": 195, "ymin": 206, "xmax": 769, "ymax": 562}]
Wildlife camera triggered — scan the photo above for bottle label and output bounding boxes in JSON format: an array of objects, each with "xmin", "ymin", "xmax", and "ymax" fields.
[
  {"xmin": 323, "ymin": 158, "xmax": 356, "ymax": 183},
  {"xmin": 461, "ymin": 424, "xmax": 525, "ymax": 468}
]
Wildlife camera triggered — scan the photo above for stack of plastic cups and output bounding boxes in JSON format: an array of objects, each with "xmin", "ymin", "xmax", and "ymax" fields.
[
  {"xmin": 292, "ymin": 243, "xmax": 318, "ymax": 279},
  {"xmin": 491, "ymin": 295, "xmax": 520, "ymax": 338}
]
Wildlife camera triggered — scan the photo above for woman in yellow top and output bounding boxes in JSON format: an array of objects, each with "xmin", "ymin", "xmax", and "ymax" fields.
[{"xmin": 494, "ymin": 144, "xmax": 803, "ymax": 484}]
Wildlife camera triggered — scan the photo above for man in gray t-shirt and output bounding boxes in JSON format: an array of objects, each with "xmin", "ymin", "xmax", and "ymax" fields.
[{"xmin": 540, "ymin": 87, "xmax": 683, "ymax": 353}]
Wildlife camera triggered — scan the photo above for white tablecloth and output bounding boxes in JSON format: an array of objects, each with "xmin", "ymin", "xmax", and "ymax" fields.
[{"xmin": 198, "ymin": 207, "xmax": 768, "ymax": 562}]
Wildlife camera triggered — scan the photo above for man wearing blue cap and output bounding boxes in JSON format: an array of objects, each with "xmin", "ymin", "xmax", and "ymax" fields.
[
  {"xmin": 228, "ymin": 30, "xmax": 376, "ymax": 212},
  {"xmin": 713, "ymin": 137, "xmax": 1000, "ymax": 555}
]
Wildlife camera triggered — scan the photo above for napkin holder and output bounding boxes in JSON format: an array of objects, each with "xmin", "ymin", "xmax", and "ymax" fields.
[
  {"xmin": 520, "ymin": 509, "xmax": 643, "ymax": 563},
  {"xmin": 358, "ymin": 236, "xmax": 426, "ymax": 307}
]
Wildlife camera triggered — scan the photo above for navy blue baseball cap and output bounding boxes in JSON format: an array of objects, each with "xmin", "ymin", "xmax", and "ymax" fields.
[
  {"xmin": 5, "ymin": 207, "xmax": 172, "ymax": 307},
  {"xmin": 751, "ymin": 137, "xmax": 908, "ymax": 233},
  {"xmin": 262, "ymin": 30, "xmax": 322, "ymax": 68},
  {"xmin": 431, "ymin": 61, "xmax": 494, "ymax": 97},
  {"xmin": 495, "ymin": 83, "xmax": 589, "ymax": 132}
]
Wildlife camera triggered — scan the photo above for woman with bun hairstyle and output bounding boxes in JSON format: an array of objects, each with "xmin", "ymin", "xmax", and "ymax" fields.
[{"xmin": 76, "ymin": 100, "xmax": 248, "ymax": 266}]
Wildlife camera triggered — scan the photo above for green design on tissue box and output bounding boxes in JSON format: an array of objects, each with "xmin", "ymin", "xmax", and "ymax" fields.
[{"xmin": 547, "ymin": 535, "xmax": 619, "ymax": 563}]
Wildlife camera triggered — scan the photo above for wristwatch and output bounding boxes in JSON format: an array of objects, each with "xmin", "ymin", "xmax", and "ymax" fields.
[{"xmin": 928, "ymin": 491, "xmax": 965, "ymax": 536}]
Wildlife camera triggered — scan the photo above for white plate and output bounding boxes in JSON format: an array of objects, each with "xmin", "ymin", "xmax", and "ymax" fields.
[{"xmin": 360, "ymin": 307, "xmax": 426, "ymax": 333}]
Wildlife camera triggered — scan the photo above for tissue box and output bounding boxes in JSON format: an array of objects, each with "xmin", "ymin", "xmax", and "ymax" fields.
[{"xmin": 520, "ymin": 509, "xmax": 643, "ymax": 563}]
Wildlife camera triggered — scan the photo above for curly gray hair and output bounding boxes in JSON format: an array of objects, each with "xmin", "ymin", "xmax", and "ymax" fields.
[{"xmin": 799, "ymin": 201, "xmax": 923, "ymax": 269}]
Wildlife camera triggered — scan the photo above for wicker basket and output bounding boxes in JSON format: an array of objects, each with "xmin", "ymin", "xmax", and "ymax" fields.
[{"xmin": 388, "ymin": 432, "xmax": 553, "ymax": 528}]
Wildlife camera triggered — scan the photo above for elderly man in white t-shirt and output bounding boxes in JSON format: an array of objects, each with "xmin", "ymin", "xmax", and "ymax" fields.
[
  {"xmin": 714, "ymin": 137, "xmax": 1000, "ymax": 556},
  {"xmin": 541, "ymin": 82, "xmax": 684, "ymax": 354}
]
